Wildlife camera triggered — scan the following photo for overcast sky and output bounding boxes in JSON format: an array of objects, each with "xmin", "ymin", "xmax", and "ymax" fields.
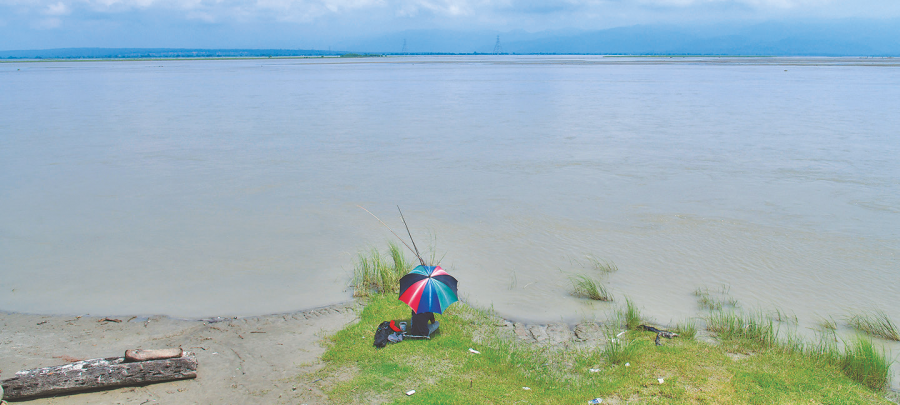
[{"xmin": 2, "ymin": 0, "xmax": 899, "ymax": 49}]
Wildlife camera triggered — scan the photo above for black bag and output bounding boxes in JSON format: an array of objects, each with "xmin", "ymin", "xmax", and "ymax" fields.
[{"xmin": 373, "ymin": 321, "xmax": 392, "ymax": 348}]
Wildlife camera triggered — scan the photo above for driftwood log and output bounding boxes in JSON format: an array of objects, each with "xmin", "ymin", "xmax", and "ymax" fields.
[
  {"xmin": 125, "ymin": 348, "xmax": 184, "ymax": 362},
  {"xmin": 1, "ymin": 352, "xmax": 197, "ymax": 401}
]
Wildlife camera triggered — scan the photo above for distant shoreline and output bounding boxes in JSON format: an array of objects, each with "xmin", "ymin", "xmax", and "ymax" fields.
[{"xmin": 2, "ymin": 54, "xmax": 897, "ymax": 66}]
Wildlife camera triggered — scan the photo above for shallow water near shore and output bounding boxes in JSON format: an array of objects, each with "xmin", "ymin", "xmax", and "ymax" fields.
[{"xmin": 2, "ymin": 56, "xmax": 898, "ymax": 335}]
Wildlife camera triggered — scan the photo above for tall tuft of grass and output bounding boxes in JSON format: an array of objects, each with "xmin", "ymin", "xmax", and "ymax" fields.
[
  {"xmin": 839, "ymin": 335, "xmax": 891, "ymax": 391},
  {"xmin": 705, "ymin": 310, "xmax": 776, "ymax": 348},
  {"xmin": 570, "ymin": 275, "xmax": 612, "ymax": 301},
  {"xmin": 622, "ymin": 298, "xmax": 642, "ymax": 330},
  {"xmin": 675, "ymin": 319, "xmax": 698, "ymax": 340},
  {"xmin": 352, "ymin": 242, "xmax": 413, "ymax": 297},
  {"xmin": 601, "ymin": 329, "xmax": 639, "ymax": 365},
  {"xmin": 847, "ymin": 310, "xmax": 900, "ymax": 341}
]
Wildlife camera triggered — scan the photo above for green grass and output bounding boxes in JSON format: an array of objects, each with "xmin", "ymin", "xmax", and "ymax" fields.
[
  {"xmin": 817, "ymin": 316, "xmax": 839, "ymax": 332},
  {"xmin": 584, "ymin": 256, "xmax": 619, "ymax": 273},
  {"xmin": 847, "ymin": 310, "xmax": 900, "ymax": 341},
  {"xmin": 705, "ymin": 310, "xmax": 776, "ymax": 348},
  {"xmin": 694, "ymin": 285, "xmax": 739, "ymax": 311},
  {"xmin": 600, "ymin": 328, "xmax": 640, "ymax": 365},
  {"xmin": 352, "ymin": 242, "xmax": 413, "ymax": 297},
  {"xmin": 839, "ymin": 335, "xmax": 892, "ymax": 391},
  {"xmin": 570, "ymin": 275, "xmax": 612, "ymax": 301},
  {"xmin": 703, "ymin": 309, "xmax": 892, "ymax": 392},
  {"xmin": 622, "ymin": 298, "xmax": 642, "ymax": 330},
  {"xmin": 768, "ymin": 308, "xmax": 799, "ymax": 325},
  {"xmin": 313, "ymin": 295, "xmax": 892, "ymax": 404},
  {"xmin": 674, "ymin": 319, "xmax": 698, "ymax": 340}
]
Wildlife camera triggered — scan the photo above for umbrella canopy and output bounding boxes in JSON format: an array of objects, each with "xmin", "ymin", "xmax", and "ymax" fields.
[{"xmin": 398, "ymin": 265, "xmax": 458, "ymax": 314}]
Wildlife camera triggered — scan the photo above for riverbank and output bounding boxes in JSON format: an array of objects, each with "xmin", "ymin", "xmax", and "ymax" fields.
[
  {"xmin": 0, "ymin": 302, "xmax": 357, "ymax": 404},
  {"xmin": 2, "ymin": 295, "xmax": 898, "ymax": 403},
  {"xmin": 316, "ymin": 294, "xmax": 898, "ymax": 404}
]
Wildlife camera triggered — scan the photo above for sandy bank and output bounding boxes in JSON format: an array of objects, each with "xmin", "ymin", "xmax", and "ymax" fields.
[{"xmin": 0, "ymin": 302, "xmax": 358, "ymax": 404}]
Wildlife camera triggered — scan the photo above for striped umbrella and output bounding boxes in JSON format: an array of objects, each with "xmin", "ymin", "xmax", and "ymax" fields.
[{"xmin": 398, "ymin": 265, "xmax": 458, "ymax": 314}]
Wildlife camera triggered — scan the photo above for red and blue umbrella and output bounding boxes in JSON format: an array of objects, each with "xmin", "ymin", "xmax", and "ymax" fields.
[{"xmin": 398, "ymin": 265, "xmax": 458, "ymax": 314}]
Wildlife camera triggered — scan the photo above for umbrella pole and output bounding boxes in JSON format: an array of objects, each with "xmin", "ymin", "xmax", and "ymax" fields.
[{"xmin": 397, "ymin": 206, "xmax": 427, "ymax": 267}]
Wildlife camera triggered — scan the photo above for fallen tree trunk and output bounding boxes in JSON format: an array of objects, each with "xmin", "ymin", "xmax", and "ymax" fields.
[{"xmin": 1, "ymin": 353, "xmax": 197, "ymax": 401}]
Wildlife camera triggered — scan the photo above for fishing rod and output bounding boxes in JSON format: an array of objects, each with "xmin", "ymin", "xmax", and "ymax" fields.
[
  {"xmin": 356, "ymin": 205, "xmax": 426, "ymax": 266},
  {"xmin": 397, "ymin": 205, "xmax": 426, "ymax": 267}
]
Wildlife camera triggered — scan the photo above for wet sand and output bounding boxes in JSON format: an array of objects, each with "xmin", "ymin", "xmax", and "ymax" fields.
[{"xmin": 0, "ymin": 302, "xmax": 358, "ymax": 404}]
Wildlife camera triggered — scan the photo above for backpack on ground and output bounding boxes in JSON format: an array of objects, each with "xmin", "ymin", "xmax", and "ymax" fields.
[{"xmin": 373, "ymin": 321, "xmax": 392, "ymax": 348}]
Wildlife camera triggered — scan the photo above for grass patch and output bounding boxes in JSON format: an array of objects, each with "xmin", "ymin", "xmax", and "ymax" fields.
[
  {"xmin": 704, "ymin": 308, "xmax": 893, "ymax": 393},
  {"xmin": 839, "ymin": 335, "xmax": 892, "ymax": 391},
  {"xmin": 601, "ymin": 329, "xmax": 640, "ymax": 365},
  {"xmin": 674, "ymin": 319, "xmax": 698, "ymax": 340},
  {"xmin": 568, "ymin": 256, "xmax": 618, "ymax": 301},
  {"xmin": 706, "ymin": 310, "xmax": 776, "ymax": 348},
  {"xmin": 694, "ymin": 285, "xmax": 739, "ymax": 311},
  {"xmin": 352, "ymin": 242, "xmax": 413, "ymax": 297},
  {"xmin": 570, "ymin": 275, "xmax": 612, "ymax": 301},
  {"xmin": 847, "ymin": 310, "xmax": 900, "ymax": 341},
  {"xmin": 315, "ymin": 295, "xmax": 892, "ymax": 404},
  {"xmin": 622, "ymin": 298, "xmax": 642, "ymax": 330}
]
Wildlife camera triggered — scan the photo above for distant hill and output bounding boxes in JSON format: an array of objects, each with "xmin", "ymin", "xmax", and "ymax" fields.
[
  {"xmin": 0, "ymin": 48, "xmax": 341, "ymax": 59},
  {"xmin": 4, "ymin": 20, "xmax": 899, "ymax": 58},
  {"xmin": 337, "ymin": 20, "xmax": 900, "ymax": 56}
]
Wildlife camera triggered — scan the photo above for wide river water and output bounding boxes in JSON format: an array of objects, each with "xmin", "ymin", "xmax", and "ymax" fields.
[{"xmin": 2, "ymin": 56, "xmax": 898, "ymax": 335}]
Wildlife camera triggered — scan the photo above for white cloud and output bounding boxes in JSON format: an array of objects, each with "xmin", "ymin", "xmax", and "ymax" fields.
[
  {"xmin": 45, "ymin": 1, "xmax": 70, "ymax": 13},
  {"xmin": 632, "ymin": 0, "xmax": 832, "ymax": 8},
  {"xmin": 1, "ymin": 0, "xmax": 894, "ymax": 29}
]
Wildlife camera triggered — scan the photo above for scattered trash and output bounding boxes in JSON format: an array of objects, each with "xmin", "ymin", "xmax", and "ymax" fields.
[
  {"xmin": 588, "ymin": 398, "xmax": 603, "ymax": 404},
  {"xmin": 406, "ymin": 390, "xmax": 416, "ymax": 396},
  {"xmin": 522, "ymin": 387, "xmax": 531, "ymax": 390},
  {"xmin": 616, "ymin": 331, "xmax": 626, "ymax": 338},
  {"xmin": 658, "ymin": 378, "xmax": 665, "ymax": 384},
  {"xmin": 468, "ymin": 348, "xmax": 481, "ymax": 354},
  {"xmin": 589, "ymin": 368, "xmax": 601, "ymax": 373},
  {"xmin": 624, "ymin": 362, "xmax": 630, "ymax": 367}
]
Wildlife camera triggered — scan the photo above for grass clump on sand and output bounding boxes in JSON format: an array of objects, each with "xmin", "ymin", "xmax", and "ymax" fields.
[
  {"xmin": 847, "ymin": 310, "xmax": 900, "ymax": 341},
  {"xmin": 352, "ymin": 242, "xmax": 413, "ymax": 297},
  {"xmin": 313, "ymin": 294, "xmax": 892, "ymax": 404},
  {"xmin": 570, "ymin": 275, "xmax": 612, "ymax": 301}
]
